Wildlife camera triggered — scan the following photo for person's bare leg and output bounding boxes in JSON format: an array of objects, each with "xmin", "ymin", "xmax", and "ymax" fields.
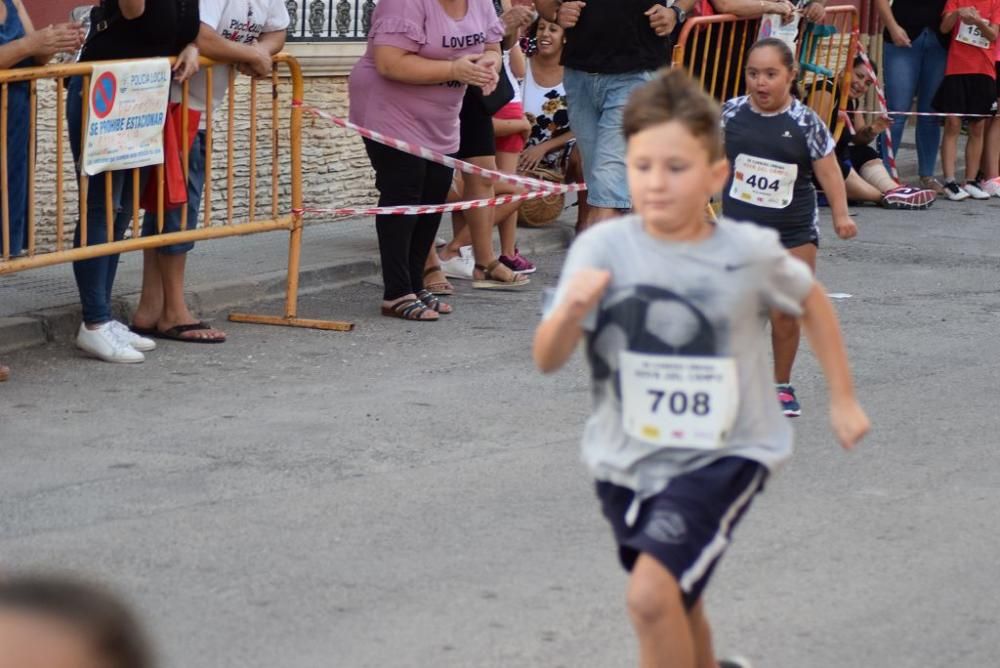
[
  {"xmin": 494, "ymin": 152, "xmax": 520, "ymax": 256},
  {"xmin": 965, "ymin": 119, "xmax": 987, "ymax": 183},
  {"xmin": 627, "ymin": 554, "xmax": 696, "ymax": 668},
  {"xmin": 565, "ymin": 149, "xmax": 591, "ymax": 232},
  {"xmin": 131, "ymin": 249, "xmax": 165, "ymax": 329},
  {"xmin": 941, "ymin": 116, "xmax": 961, "ymax": 183},
  {"xmin": 464, "ymin": 156, "xmax": 521, "ymax": 282},
  {"xmin": 844, "ymin": 168, "xmax": 883, "ymax": 204},
  {"xmin": 771, "ymin": 242, "xmax": 817, "ymax": 384},
  {"xmin": 982, "ymin": 113, "xmax": 1000, "ymax": 181},
  {"xmin": 157, "ymin": 253, "xmax": 226, "ymax": 341},
  {"xmin": 688, "ymin": 599, "xmax": 717, "ymax": 668}
]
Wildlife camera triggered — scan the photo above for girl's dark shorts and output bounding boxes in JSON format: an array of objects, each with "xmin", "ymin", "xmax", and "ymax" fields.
[
  {"xmin": 596, "ymin": 456, "xmax": 767, "ymax": 610},
  {"xmin": 456, "ymin": 87, "xmax": 496, "ymax": 160},
  {"xmin": 932, "ymin": 74, "xmax": 998, "ymax": 118}
]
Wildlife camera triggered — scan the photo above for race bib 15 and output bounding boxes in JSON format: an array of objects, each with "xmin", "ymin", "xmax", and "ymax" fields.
[
  {"xmin": 619, "ymin": 352, "xmax": 739, "ymax": 450},
  {"xmin": 956, "ymin": 21, "xmax": 991, "ymax": 49}
]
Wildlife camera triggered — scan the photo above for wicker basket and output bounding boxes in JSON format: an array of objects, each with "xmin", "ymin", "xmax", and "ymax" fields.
[{"xmin": 517, "ymin": 167, "xmax": 566, "ymax": 228}]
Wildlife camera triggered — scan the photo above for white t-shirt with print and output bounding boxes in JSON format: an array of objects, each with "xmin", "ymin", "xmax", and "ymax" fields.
[{"xmin": 179, "ymin": 0, "xmax": 290, "ymax": 117}]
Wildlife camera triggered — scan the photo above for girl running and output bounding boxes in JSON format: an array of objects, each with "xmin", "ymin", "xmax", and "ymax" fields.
[{"xmin": 721, "ymin": 37, "xmax": 858, "ymax": 417}]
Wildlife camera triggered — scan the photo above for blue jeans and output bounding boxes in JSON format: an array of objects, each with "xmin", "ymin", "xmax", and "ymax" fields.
[
  {"xmin": 141, "ymin": 130, "xmax": 206, "ymax": 256},
  {"xmin": 67, "ymin": 76, "xmax": 150, "ymax": 325},
  {"xmin": 882, "ymin": 29, "xmax": 948, "ymax": 178},
  {"xmin": 563, "ymin": 68, "xmax": 654, "ymax": 209}
]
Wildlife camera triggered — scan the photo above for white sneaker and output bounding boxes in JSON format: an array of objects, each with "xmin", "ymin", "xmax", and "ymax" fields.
[
  {"xmin": 458, "ymin": 245, "xmax": 473, "ymax": 260},
  {"xmin": 982, "ymin": 178, "xmax": 1000, "ymax": 197},
  {"xmin": 963, "ymin": 180, "xmax": 991, "ymax": 200},
  {"xmin": 441, "ymin": 251, "xmax": 474, "ymax": 279},
  {"xmin": 76, "ymin": 323, "xmax": 145, "ymax": 363},
  {"xmin": 943, "ymin": 181, "xmax": 970, "ymax": 201},
  {"xmin": 108, "ymin": 320, "xmax": 156, "ymax": 352}
]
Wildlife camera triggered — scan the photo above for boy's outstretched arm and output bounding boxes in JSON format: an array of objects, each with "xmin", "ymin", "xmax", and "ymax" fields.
[
  {"xmin": 533, "ymin": 268, "xmax": 610, "ymax": 373},
  {"xmin": 800, "ymin": 281, "xmax": 870, "ymax": 449}
]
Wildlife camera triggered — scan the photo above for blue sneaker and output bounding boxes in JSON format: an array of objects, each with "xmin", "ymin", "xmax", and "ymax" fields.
[{"xmin": 777, "ymin": 384, "xmax": 801, "ymax": 417}]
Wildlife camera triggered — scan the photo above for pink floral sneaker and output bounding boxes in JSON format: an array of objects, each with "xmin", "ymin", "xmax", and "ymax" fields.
[{"xmin": 499, "ymin": 249, "xmax": 536, "ymax": 274}]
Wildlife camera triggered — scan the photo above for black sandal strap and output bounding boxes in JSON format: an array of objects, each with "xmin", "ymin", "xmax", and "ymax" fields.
[{"xmin": 395, "ymin": 299, "xmax": 429, "ymax": 319}]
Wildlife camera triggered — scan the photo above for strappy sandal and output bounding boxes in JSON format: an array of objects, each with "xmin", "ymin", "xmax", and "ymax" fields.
[
  {"xmin": 472, "ymin": 260, "xmax": 530, "ymax": 290},
  {"xmin": 423, "ymin": 265, "xmax": 454, "ymax": 296},
  {"xmin": 380, "ymin": 298, "xmax": 438, "ymax": 321},
  {"xmin": 416, "ymin": 289, "xmax": 452, "ymax": 314}
]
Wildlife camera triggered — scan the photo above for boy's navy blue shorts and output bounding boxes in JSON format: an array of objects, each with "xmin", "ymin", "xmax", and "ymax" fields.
[{"xmin": 596, "ymin": 456, "xmax": 767, "ymax": 610}]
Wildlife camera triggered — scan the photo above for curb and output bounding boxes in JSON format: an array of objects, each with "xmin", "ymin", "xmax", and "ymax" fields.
[{"xmin": 0, "ymin": 221, "xmax": 573, "ymax": 355}]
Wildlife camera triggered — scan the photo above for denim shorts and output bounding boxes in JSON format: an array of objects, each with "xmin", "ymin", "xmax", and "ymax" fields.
[
  {"xmin": 562, "ymin": 68, "xmax": 655, "ymax": 210},
  {"xmin": 141, "ymin": 130, "xmax": 208, "ymax": 255}
]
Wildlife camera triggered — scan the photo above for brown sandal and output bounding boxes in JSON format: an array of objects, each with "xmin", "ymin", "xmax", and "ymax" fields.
[
  {"xmin": 0, "ymin": 362, "xmax": 8, "ymax": 382},
  {"xmin": 472, "ymin": 260, "xmax": 530, "ymax": 290},
  {"xmin": 423, "ymin": 265, "xmax": 454, "ymax": 296},
  {"xmin": 416, "ymin": 289, "xmax": 452, "ymax": 314},
  {"xmin": 380, "ymin": 298, "xmax": 438, "ymax": 321}
]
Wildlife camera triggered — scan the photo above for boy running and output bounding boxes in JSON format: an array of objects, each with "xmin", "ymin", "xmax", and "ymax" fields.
[{"xmin": 534, "ymin": 69, "xmax": 869, "ymax": 668}]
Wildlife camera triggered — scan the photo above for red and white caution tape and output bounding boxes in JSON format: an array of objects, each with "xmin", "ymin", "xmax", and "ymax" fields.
[
  {"xmin": 305, "ymin": 106, "xmax": 576, "ymax": 194},
  {"xmin": 298, "ymin": 185, "xmax": 585, "ymax": 218},
  {"xmin": 855, "ymin": 44, "xmax": 897, "ymax": 178},
  {"xmin": 847, "ymin": 109, "xmax": 995, "ymax": 118}
]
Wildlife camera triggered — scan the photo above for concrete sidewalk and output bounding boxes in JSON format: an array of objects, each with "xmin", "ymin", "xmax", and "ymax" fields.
[{"xmin": 0, "ymin": 212, "xmax": 575, "ymax": 354}]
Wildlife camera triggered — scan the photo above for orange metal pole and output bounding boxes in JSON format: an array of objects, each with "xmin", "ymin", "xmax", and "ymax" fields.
[
  {"xmin": 56, "ymin": 78, "xmax": 65, "ymax": 251},
  {"xmin": 204, "ymin": 66, "xmax": 213, "ymax": 228},
  {"xmin": 226, "ymin": 66, "xmax": 235, "ymax": 225},
  {"xmin": 79, "ymin": 74, "xmax": 90, "ymax": 248},
  {"xmin": 27, "ymin": 80, "xmax": 35, "ymax": 256},
  {"xmin": 249, "ymin": 77, "xmax": 258, "ymax": 223},
  {"xmin": 1, "ymin": 84, "xmax": 9, "ymax": 260}
]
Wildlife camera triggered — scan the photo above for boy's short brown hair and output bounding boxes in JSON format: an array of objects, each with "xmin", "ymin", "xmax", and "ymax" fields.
[{"xmin": 622, "ymin": 69, "xmax": 724, "ymax": 161}]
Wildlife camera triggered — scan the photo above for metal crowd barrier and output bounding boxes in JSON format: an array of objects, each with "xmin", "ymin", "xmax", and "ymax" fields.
[
  {"xmin": 0, "ymin": 53, "xmax": 352, "ymax": 332},
  {"xmin": 672, "ymin": 5, "xmax": 860, "ymax": 140}
]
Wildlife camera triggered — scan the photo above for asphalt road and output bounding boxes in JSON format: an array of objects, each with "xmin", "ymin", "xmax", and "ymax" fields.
[{"xmin": 2, "ymin": 199, "xmax": 1000, "ymax": 668}]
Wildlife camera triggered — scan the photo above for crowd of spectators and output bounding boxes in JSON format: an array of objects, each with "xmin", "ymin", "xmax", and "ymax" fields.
[{"xmin": 0, "ymin": 0, "xmax": 981, "ymax": 369}]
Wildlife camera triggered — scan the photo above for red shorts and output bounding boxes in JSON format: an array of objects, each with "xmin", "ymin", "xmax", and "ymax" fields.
[{"xmin": 494, "ymin": 101, "xmax": 526, "ymax": 154}]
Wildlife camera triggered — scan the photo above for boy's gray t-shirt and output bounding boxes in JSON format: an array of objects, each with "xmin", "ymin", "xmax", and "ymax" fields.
[{"xmin": 545, "ymin": 215, "xmax": 814, "ymax": 499}]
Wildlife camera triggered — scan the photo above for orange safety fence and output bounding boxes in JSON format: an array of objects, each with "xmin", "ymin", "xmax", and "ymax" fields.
[
  {"xmin": 0, "ymin": 53, "xmax": 352, "ymax": 332},
  {"xmin": 672, "ymin": 5, "xmax": 860, "ymax": 141}
]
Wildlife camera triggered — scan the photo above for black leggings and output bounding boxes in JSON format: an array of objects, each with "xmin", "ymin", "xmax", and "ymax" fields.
[{"xmin": 364, "ymin": 139, "xmax": 454, "ymax": 301}]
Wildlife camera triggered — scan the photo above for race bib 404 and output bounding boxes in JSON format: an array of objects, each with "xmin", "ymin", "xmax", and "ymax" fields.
[
  {"xmin": 619, "ymin": 352, "xmax": 739, "ymax": 451},
  {"xmin": 730, "ymin": 153, "xmax": 797, "ymax": 209}
]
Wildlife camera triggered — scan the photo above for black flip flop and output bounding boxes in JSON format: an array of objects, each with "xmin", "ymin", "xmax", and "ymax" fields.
[{"xmin": 152, "ymin": 321, "xmax": 226, "ymax": 344}]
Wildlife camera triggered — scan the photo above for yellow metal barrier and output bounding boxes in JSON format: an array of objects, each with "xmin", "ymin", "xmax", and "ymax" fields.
[
  {"xmin": 672, "ymin": 6, "xmax": 860, "ymax": 140},
  {"xmin": 0, "ymin": 53, "xmax": 352, "ymax": 332}
]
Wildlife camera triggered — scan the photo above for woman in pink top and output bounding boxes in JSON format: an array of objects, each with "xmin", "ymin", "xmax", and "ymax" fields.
[{"xmin": 349, "ymin": 0, "xmax": 504, "ymax": 321}]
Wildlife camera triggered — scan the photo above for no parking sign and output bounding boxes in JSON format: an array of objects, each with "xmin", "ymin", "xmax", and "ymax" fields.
[{"xmin": 83, "ymin": 59, "xmax": 171, "ymax": 176}]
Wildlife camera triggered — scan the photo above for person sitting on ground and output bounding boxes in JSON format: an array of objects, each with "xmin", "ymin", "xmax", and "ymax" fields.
[
  {"xmin": 810, "ymin": 56, "xmax": 937, "ymax": 209},
  {"xmin": 129, "ymin": 0, "xmax": 289, "ymax": 344},
  {"xmin": 0, "ymin": 574, "xmax": 154, "ymax": 668}
]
